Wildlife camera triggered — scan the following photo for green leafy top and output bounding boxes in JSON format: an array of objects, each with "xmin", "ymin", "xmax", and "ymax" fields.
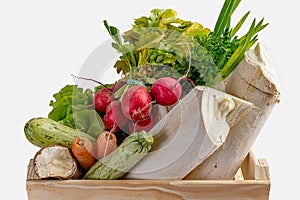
[
  {"xmin": 104, "ymin": 9, "xmax": 210, "ymax": 85},
  {"xmin": 104, "ymin": 1, "xmax": 268, "ymax": 87},
  {"xmin": 212, "ymin": 0, "xmax": 268, "ymax": 80}
]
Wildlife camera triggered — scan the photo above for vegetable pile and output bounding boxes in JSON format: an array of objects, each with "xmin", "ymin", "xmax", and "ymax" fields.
[{"xmin": 24, "ymin": 0, "xmax": 268, "ymax": 180}]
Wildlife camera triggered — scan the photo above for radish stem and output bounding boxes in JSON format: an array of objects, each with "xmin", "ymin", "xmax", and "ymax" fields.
[{"xmin": 71, "ymin": 74, "xmax": 107, "ymax": 88}]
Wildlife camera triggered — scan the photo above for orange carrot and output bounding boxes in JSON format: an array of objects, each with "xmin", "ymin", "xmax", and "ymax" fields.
[
  {"xmin": 96, "ymin": 131, "xmax": 117, "ymax": 159},
  {"xmin": 71, "ymin": 137, "xmax": 97, "ymax": 170}
]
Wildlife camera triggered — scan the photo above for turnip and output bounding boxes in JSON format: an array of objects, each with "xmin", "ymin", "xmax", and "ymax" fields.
[
  {"xmin": 121, "ymin": 85, "xmax": 152, "ymax": 122},
  {"xmin": 151, "ymin": 77, "xmax": 182, "ymax": 106},
  {"xmin": 94, "ymin": 88, "xmax": 113, "ymax": 113}
]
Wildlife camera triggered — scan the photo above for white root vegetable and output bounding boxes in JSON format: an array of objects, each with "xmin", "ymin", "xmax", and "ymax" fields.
[
  {"xmin": 124, "ymin": 86, "xmax": 252, "ymax": 180},
  {"xmin": 33, "ymin": 145, "xmax": 80, "ymax": 179},
  {"xmin": 185, "ymin": 43, "xmax": 281, "ymax": 180}
]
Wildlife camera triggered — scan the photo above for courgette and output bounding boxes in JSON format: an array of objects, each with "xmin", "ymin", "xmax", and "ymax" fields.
[
  {"xmin": 84, "ymin": 131, "xmax": 153, "ymax": 180},
  {"xmin": 24, "ymin": 117, "xmax": 97, "ymax": 148}
]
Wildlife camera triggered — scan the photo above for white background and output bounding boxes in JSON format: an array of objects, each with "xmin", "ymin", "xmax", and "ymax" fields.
[{"xmin": 0, "ymin": 0, "xmax": 298, "ymax": 199}]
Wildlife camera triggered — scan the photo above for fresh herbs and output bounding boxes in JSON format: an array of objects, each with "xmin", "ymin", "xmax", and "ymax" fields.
[
  {"xmin": 213, "ymin": 0, "xmax": 269, "ymax": 80},
  {"xmin": 104, "ymin": 0, "xmax": 268, "ymax": 87}
]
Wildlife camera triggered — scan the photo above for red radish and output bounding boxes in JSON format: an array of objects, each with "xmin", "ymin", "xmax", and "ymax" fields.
[
  {"xmin": 103, "ymin": 111, "xmax": 119, "ymax": 132},
  {"xmin": 94, "ymin": 88, "xmax": 113, "ymax": 112},
  {"xmin": 121, "ymin": 86, "xmax": 152, "ymax": 122},
  {"xmin": 151, "ymin": 77, "xmax": 182, "ymax": 106},
  {"xmin": 111, "ymin": 101, "xmax": 128, "ymax": 128},
  {"xmin": 128, "ymin": 115, "xmax": 154, "ymax": 133},
  {"xmin": 103, "ymin": 101, "xmax": 128, "ymax": 131}
]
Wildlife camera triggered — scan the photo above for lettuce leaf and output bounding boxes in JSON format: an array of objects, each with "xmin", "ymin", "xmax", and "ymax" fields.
[{"xmin": 48, "ymin": 85, "xmax": 104, "ymax": 137}]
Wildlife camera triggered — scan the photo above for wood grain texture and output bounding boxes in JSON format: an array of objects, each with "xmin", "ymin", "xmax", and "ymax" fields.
[
  {"xmin": 241, "ymin": 151, "xmax": 270, "ymax": 181},
  {"xmin": 26, "ymin": 179, "xmax": 270, "ymax": 200}
]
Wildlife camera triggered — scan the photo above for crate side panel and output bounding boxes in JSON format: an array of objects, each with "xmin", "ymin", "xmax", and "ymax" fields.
[{"xmin": 27, "ymin": 180, "xmax": 270, "ymax": 200}]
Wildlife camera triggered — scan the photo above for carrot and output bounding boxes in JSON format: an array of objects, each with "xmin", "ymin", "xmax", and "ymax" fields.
[
  {"xmin": 71, "ymin": 137, "xmax": 97, "ymax": 170},
  {"xmin": 96, "ymin": 131, "xmax": 117, "ymax": 159}
]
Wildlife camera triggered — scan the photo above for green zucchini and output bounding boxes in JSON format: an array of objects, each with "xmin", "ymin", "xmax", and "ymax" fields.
[
  {"xmin": 84, "ymin": 131, "xmax": 154, "ymax": 180},
  {"xmin": 24, "ymin": 117, "xmax": 97, "ymax": 148}
]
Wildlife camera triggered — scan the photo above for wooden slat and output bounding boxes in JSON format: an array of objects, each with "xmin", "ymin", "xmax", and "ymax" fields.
[
  {"xmin": 241, "ymin": 151, "xmax": 256, "ymax": 180},
  {"xmin": 257, "ymin": 159, "xmax": 270, "ymax": 181},
  {"xmin": 241, "ymin": 151, "xmax": 270, "ymax": 181},
  {"xmin": 234, "ymin": 168, "xmax": 244, "ymax": 180},
  {"xmin": 27, "ymin": 179, "xmax": 270, "ymax": 200}
]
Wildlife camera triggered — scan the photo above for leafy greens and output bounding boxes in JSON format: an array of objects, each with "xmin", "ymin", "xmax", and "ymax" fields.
[
  {"xmin": 104, "ymin": 0, "xmax": 268, "ymax": 86},
  {"xmin": 48, "ymin": 85, "xmax": 104, "ymax": 137}
]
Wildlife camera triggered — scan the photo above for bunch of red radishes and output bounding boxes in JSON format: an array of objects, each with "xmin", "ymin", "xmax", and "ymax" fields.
[{"xmin": 93, "ymin": 77, "xmax": 182, "ymax": 135}]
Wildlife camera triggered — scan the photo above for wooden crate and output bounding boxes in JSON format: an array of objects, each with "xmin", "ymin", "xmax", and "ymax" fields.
[{"xmin": 26, "ymin": 151, "xmax": 270, "ymax": 200}]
